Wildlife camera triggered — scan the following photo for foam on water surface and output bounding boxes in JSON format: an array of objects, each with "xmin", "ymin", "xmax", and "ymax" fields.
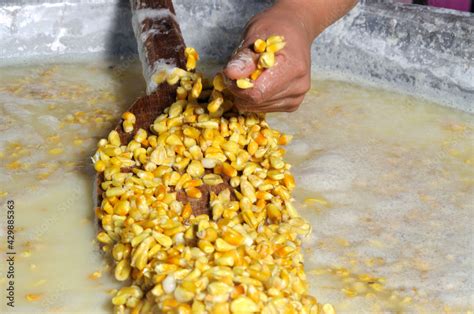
[
  {"xmin": 267, "ymin": 83, "xmax": 474, "ymax": 313},
  {"xmin": 0, "ymin": 61, "xmax": 472, "ymax": 313}
]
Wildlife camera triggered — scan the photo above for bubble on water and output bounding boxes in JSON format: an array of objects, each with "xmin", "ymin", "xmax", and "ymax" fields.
[{"xmin": 294, "ymin": 153, "xmax": 357, "ymax": 192}]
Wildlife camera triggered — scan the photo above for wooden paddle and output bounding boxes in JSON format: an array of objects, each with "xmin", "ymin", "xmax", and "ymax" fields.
[{"xmin": 95, "ymin": 0, "xmax": 233, "ymax": 217}]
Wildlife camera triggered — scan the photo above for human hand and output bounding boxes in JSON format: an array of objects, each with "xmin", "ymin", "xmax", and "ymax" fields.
[
  {"xmin": 223, "ymin": 2, "xmax": 313, "ymax": 112},
  {"xmin": 223, "ymin": 0, "xmax": 358, "ymax": 113}
]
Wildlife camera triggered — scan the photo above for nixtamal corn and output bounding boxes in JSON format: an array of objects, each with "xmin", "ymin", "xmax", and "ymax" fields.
[{"xmin": 92, "ymin": 40, "xmax": 335, "ymax": 314}]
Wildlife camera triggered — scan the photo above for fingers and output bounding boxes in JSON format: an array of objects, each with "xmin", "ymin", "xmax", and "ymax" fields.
[
  {"xmin": 223, "ymin": 48, "xmax": 259, "ymax": 80},
  {"xmin": 226, "ymin": 52, "xmax": 310, "ymax": 113},
  {"xmin": 226, "ymin": 54, "xmax": 292, "ymax": 104},
  {"xmin": 254, "ymin": 55, "xmax": 311, "ymax": 103},
  {"xmin": 222, "ymin": 15, "xmax": 312, "ymax": 113}
]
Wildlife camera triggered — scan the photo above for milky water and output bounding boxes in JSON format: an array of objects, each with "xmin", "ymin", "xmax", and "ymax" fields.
[{"xmin": 0, "ymin": 62, "xmax": 472, "ymax": 313}]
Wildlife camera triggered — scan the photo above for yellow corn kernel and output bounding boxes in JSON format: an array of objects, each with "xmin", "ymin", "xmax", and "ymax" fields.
[
  {"xmin": 186, "ymin": 187, "xmax": 202, "ymax": 199},
  {"xmin": 247, "ymin": 141, "xmax": 258, "ymax": 155},
  {"xmin": 115, "ymin": 200, "xmax": 130, "ymax": 216},
  {"xmin": 94, "ymin": 160, "xmax": 106, "ymax": 172},
  {"xmin": 106, "ymin": 187, "xmax": 126, "ymax": 197},
  {"xmin": 25, "ymin": 294, "xmax": 42, "ymax": 302},
  {"xmin": 153, "ymin": 70, "xmax": 168, "ymax": 84},
  {"xmin": 270, "ymin": 155, "xmax": 285, "ymax": 169},
  {"xmin": 266, "ymin": 41, "xmax": 286, "ymax": 53},
  {"xmin": 222, "ymin": 228, "xmax": 245, "ymax": 246},
  {"xmin": 258, "ymin": 51, "xmax": 275, "ymax": 69},
  {"xmin": 266, "ymin": 35, "xmax": 285, "ymax": 46},
  {"xmin": 236, "ymin": 78, "xmax": 254, "ymax": 89},
  {"xmin": 250, "ymin": 69, "xmax": 262, "ymax": 81},
  {"xmin": 97, "ymin": 231, "xmax": 113, "ymax": 244},
  {"xmin": 123, "ymin": 120, "xmax": 134, "ymax": 133},
  {"xmin": 208, "ymin": 97, "xmax": 224, "ymax": 113},
  {"xmin": 231, "ymin": 296, "xmax": 259, "ymax": 313},
  {"xmin": 187, "ymin": 160, "xmax": 205, "ymax": 178},
  {"xmin": 198, "ymin": 240, "xmax": 214, "ymax": 254},
  {"xmin": 134, "ymin": 128, "xmax": 147, "ymax": 143},
  {"xmin": 278, "ymin": 134, "xmax": 293, "ymax": 145},
  {"xmin": 283, "ymin": 174, "xmax": 295, "ymax": 190},
  {"xmin": 184, "ymin": 47, "xmax": 199, "ymax": 60},
  {"xmin": 215, "ymin": 238, "xmax": 236, "ymax": 252},
  {"xmin": 285, "ymin": 201, "xmax": 299, "ymax": 218},
  {"xmin": 166, "ymin": 134, "xmax": 183, "ymax": 146},
  {"xmin": 222, "ymin": 162, "xmax": 237, "ymax": 177},
  {"xmin": 182, "ymin": 178, "xmax": 203, "ymax": 189},
  {"xmin": 253, "ymin": 39, "xmax": 266, "ymax": 53},
  {"xmin": 241, "ymin": 209, "xmax": 257, "ymax": 228},
  {"xmin": 213, "ymin": 73, "xmax": 225, "ymax": 92},
  {"xmin": 322, "ymin": 304, "xmax": 336, "ymax": 314},
  {"xmin": 192, "ymin": 300, "xmax": 206, "ymax": 313},
  {"xmin": 153, "ymin": 232, "xmax": 173, "ymax": 248},
  {"xmin": 108, "ymin": 130, "xmax": 121, "ymax": 146},
  {"xmin": 185, "ymin": 47, "xmax": 199, "ymax": 70},
  {"xmin": 167, "ymin": 72, "xmax": 180, "ymax": 85},
  {"xmin": 202, "ymin": 173, "xmax": 223, "ymax": 186},
  {"xmin": 208, "ymin": 282, "xmax": 233, "ymax": 296},
  {"xmin": 191, "ymin": 78, "xmax": 202, "ymax": 99},
  {"xmin": 182, "ymin": 203, "xmax": 193, "ymax": 219},
  {"xmin": 267, "ymin": 204, "xmax": 282, "ymax": 222},
  {"xmin": 169, "ymin": 101, "xmax": 185, "ymax": 118},
  {"xmin": 122, "ymin": 111, "xmax": 136, "ymax": 123},
  {"xmin": 200, "ymin": 227, "xmax": 218, "ymax": 242},
  {"xmin": 240, "ymin": 180, "xmax": 256, "ymax": 203},
  {"xmin": 115, "ymin": 259, "xmax": 131, "ymax": 281},
  {"xmin": 267, "ymin": 170, "xmax": 284, "ymax": 181},
  {"xmin": 176, "ymin": 86, "xmax": 188, "ymax": 100}
]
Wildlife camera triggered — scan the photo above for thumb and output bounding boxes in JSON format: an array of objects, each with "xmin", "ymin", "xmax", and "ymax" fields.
[{"xmin": 224, "ymin": 48, "xmax": 259, "ymax": 80}]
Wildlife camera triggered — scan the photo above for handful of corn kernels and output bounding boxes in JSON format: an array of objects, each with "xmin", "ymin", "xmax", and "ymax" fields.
[
  {"xmin": 92, "ymin": 44, "xmax": 336, "ymax": 314},
  {"xmin": 236, "ymin": 35, "xmax": 286, "ymax": 90}
]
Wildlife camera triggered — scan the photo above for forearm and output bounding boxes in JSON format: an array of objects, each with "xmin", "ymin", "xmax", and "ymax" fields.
[{"xmin": 275, "ymin": 0, "xmax": 358, "ymax": 41}]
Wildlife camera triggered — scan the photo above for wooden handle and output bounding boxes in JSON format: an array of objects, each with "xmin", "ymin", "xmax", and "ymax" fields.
[
  {"xmin": 96, "ymin": 0, "xmax": 219, "ymax": 219},
  {"xmin": 98, "ymin": 1, "xmax": 229, "ymax": 217},
  {"xmin": 130, "ymin": 0, "xmax": 187, "ymax": 94}
]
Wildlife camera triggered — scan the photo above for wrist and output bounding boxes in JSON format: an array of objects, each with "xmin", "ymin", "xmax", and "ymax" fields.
[
  {"xmin": 274, "ymin": 0, "xmax": 325, "ymax": 41},
  {"xmin": 274, "ymin": 0, "xmax": 358, "ymax": 41}
]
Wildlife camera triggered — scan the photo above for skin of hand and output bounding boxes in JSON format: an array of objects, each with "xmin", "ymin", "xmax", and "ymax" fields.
[{"xmin": 224, "ymin": 0, "xmax": 358, "ymax": 112}]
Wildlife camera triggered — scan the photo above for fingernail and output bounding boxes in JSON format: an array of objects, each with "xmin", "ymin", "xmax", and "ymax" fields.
[
  {"xmin": 227, "ymin": 58, "xmax": 246, "ymax": 71},
  {"xmin": 227, "ymin": 52, "xmax": 253, "ymax": 71}
]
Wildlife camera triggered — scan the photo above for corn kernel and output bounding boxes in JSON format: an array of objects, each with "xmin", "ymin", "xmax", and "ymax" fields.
[
  {"xmin": 266, "ymin": 41, "xmax": 286, "ymax": 53},
  {"xmin": 253, "ymin": 39, "xmax": 266, "ymax": 53},
  {"xmin": 186, "ymin": 187, "xmax": 202, "ymax": 199},
  {"xmin": 250, "ymin": 69, "xmax": 262, "ymax": 81},
  {"xmin": 231, "ymin": 297, "xmax": 259, "ymax": 313},
  {"xmin": 266, "ymin": 35, "xmax": 285, "ymax": 46},
  {"xmin": 236, "ymin": 78, "xmax": 254, "ymax": 89},
  {"xmin": 25, "ymin": 294, "xmax": 42, "ymax": 302},
  {"xmin": 213, "ymin": 73, "xmax": 225, "ymax": 92},
  {"xmin": 208, "ymin": 97, "xmax": 224, "ymax": 113},
  {"xmin": 94, "ymin": 160, "xmax": 106, "ymax": 172},
  {"xmin": 122, "ymin": 111, "xmax": 136, "ymax": 123},
  {"xmin": 258, "ymin": 52, "xmax": 275, "ymax": 69},
  {"xmin": 108, "ymin": 130, "xmax": 121, "ymax": 146}
]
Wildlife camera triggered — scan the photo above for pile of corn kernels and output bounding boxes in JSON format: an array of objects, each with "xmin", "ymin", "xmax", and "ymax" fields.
[{"xmin": 93, "ymin": 38, "xmax": 335, "ymax": 314}]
